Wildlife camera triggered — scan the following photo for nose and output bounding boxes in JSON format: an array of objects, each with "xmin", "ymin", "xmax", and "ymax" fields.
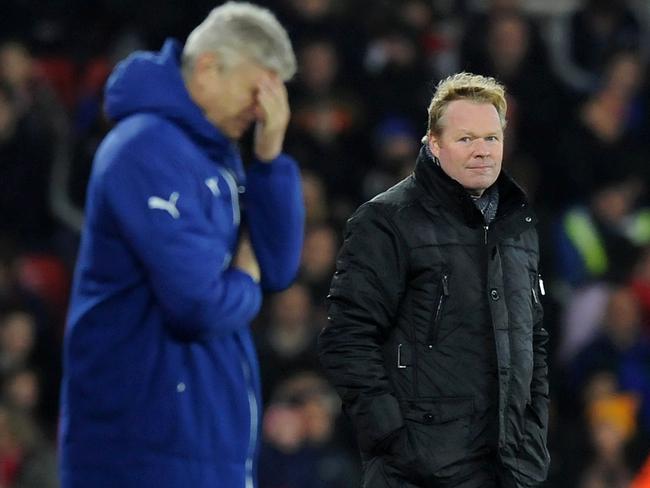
[{"xmin": 472, "ymin": 139, "xmax": 490, "ymax": 158}]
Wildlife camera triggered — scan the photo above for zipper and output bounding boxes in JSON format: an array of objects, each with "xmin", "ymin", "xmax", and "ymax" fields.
[
  {"xmin": 427, "ymin": 273, "xmax": 449, "ymax": 347},
  {"xmin": 240, "ymin": 357, "xmax": 258, "ymax": 488},
  {"xmin": 217, "ymin": 167, "xmax": 241, "ymax": 226},
  {"xmin": 484, "ymin": 225, "xmax": 489, "ymax": 244}
]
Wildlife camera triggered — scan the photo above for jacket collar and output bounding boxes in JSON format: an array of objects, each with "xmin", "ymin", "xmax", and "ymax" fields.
[{"xmin": 413, "ymin": 145, "xmax": 530, "ymax": 228}]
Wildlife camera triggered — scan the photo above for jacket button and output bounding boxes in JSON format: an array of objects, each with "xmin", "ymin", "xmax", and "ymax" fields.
[
  {"xmin": 490, "ymin": 288, "xmax": 500, "ymax": 300},
  {"xmin": 423, "ymin": 413, "xmax": 434, "ymax": 424}
]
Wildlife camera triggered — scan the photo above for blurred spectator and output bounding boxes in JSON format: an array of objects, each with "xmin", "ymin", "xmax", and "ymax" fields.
[
  {"xmin": 287, "ymin": 37, "xmax": 367, "ymax": 215},
  {"xmin": 619, "ymin": 346, "xmax": 650, "ymax": 436},
  {"xmin": 379, "ymin": 0, "xmax": 460, "ymax": 79},
  {"xmin": 579, "ymin": 393, "xmax": 639, "ymax": 488},
  {"xmin": 0, "ymin": 309, "xmax": 36, "ymax": 374},
  {"xmin": 569, "ymin": 287, "xmax": 650, "ymax": 409},
  {"xmin": 301, "ymin": 170, "xmax": 331, "ymax": 226},
  {"xmin": 363, "ymin": 25, "xmax": 431, "ymax": 126},
  {"xmin": 0, "ymin": 242, "xmax": 47, "ymax": 324},
  {"xmin": 459, "ymin": 0, "xmax": 549, "ymax": 77},
  {"xmin": 0, "ymin": 306, "xmax": 58, "ymax": 439},
  {"xmin": 550, "ymin": 371, "xmax": 622, "ymax": 487},
  {"xmin": 553, "ymin": 50, "xmax": 648, "ymax": 207},
  {"xmin": 362, "ymin": 116, "xmax": 419, "ymax": 201},
  {"xmin": 558, "ymin": 283, "xmax": 611, "ymax": 365},
  {"xmin": 277, "ymin": 0, "xmax": 365, "ymax": 84},
  {"xmin": 2, "ymin": 368, "xmax": 40, "ymax": 417},
  {"xmin": 258, "ymin": 372, "xmax": 359, "ymax": 488},
  {"xmin": 0, "ymin": 81, "xmax": 56, "ymax": 248},
  {"xmin": 481, "ymin": 9, "xmax": 566, "ymax": 165},
  {"xmin": 630, "ymin": 245, "xmax": 650, "ymax": 331},
  {"xmin": 0, "ymin": 40, "xmax": 65, "ymax": 129},
  {"xmin": 255, "ymin": 283, "xmax": 322, "ymax": 403},
  {"xmin": 553, "ymin": 176, "xmax": 648, "ymax": 287},
  {"xmin": 299, "ymin": 224, "xmax": 338, "ymax": 312},
  {"xmin": 0, "ymin": 403, "xmax": 57, "ymax": 488},
  {"xmin": 549, "ymin": 0, "xmax": 642, "ymax": 94}
]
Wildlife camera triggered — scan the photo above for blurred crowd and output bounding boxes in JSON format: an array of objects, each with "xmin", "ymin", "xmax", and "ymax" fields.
[{"xmin": 2, "ymin": 0, "xmax": 650, "ymax": 486}]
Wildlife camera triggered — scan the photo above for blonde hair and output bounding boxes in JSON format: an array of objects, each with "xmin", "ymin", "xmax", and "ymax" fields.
[
  {"xmin": 182, "ymin": 2, "xmax": 296, "ymax": 81},
  {"xmin": 422, "ymin": 72, "xmax": 507, "ymax": 142}
]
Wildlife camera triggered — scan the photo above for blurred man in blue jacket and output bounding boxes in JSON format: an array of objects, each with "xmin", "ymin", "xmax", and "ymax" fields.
[{"xmin": 58, "ymin": 3, "xmax": 304, "ymax": 487}]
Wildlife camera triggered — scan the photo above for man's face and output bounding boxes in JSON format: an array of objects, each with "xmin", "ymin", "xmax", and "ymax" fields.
[
  {"xmin": 192, "ymin": 54, "xmax": 276, "ymax": 139},
  {"xmin": 428, "ymin": 100, "xmax": 504, "ymax": 196}
]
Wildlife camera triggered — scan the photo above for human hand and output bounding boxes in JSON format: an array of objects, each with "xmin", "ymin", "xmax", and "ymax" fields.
[
  {"xmin": 233, "ymin": 233, "xmax": 260, "ymax": 283},
  {"xmin": 253, "ymin": 75, "xmax": 290, "ymax": 162}
]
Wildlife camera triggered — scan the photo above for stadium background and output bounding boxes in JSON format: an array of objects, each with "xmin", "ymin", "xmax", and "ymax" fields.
[{"xmin": 1, "ymin": 0, "xmax": 650, "ymax": 485}]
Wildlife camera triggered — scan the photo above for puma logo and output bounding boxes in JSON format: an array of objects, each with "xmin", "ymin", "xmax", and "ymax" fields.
[{"xmin": 147, "ymin": 192, "xmax": 180, "ymax": 219}]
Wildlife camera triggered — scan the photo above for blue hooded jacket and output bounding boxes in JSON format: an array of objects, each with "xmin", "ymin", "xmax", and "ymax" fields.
[{"xmin": 59, "ymin": 40, "xmax": 304, "ymax": 488}]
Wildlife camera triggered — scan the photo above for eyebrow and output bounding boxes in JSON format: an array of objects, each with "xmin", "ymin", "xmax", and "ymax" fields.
[{"xmin": 455, "ymin": 130, "xmax": 501, "ymax": 137}]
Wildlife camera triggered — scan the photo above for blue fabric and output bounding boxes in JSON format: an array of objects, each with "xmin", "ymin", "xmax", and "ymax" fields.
[{"xmin": 59, "ymin": 39, "xmax": 304, "ymax": 488}]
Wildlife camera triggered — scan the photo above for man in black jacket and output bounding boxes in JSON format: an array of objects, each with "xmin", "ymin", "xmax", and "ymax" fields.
[{"xmin": 318, "ymin": 72, "xmax": 550, "ymax": 487}]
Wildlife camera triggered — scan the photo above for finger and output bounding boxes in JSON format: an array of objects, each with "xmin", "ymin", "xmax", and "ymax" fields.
[
  {"xmin": 259, "ymin": 76, "xmax": 286, "ymax": 103},
  {"xmin": 257, "ymin": 85, "xmax": 287, "ymax": 122}
]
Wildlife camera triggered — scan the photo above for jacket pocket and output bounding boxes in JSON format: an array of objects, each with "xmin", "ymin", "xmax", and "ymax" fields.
[
  {"xmin": 400, "ymin": 397, "xmax": 474, "ymax": 479},
  {"xmin": 426, "ymin": 273, "xmax": 449, "ymax": 346},
  {"xmin": 363, "ymin": 456, "xmax": 409, "ymax": 488}
]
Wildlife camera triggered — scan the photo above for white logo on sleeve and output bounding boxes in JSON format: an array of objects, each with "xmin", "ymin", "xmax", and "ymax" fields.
[
  {"xmin": 147, "ymin": 192, "xmax": 180, "ymax": 219},
  {"xmin": 205, "ymin": 177, "xmax": 220, "ymax": 196}
]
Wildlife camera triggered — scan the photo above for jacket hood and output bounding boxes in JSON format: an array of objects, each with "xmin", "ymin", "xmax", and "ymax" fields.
[{"xmin": 104, "ymin": 39, "xmax": 244, "ymax": 180}]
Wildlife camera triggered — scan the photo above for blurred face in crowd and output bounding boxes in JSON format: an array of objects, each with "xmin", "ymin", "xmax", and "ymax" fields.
[
  {"xmin": 488, "ymin": 15, "xmax": 529, "ymax": 75},
  {"xmin": 428, "ymin": 100, "xmax": 504, "ymax": 196},
  {"xmin": 0, "ymin": 312, "xmax": 35, "ymax": 361},
  {"xmin": 188, "ymin": 52, "xmax": 277, "ymax": 139},
  {"xmin": 301, "ymin": 225, "xmax": 337, "ymax": 279},
  {"xmin": 299, "ymin": 41, "xmax": 338, "ymax": 93},
  {"xmin": 605, "ymin": 52, "xmax": 643, "ymax": 98},
  {"xmin": 604, "ymin": 288, "xmax": 641, "ymax": 347},
  {"xmin": 5, "ymin": 369, "xmax": 39, "ymax": 411},
  {"xmin": 271, "ymin": 284, "xmax": 312, "ymax": 329},
  {"xmin": 0, "ymin": 43, "xmax": 33, "ymax": 87},
  {"xmin": 290, "ymin": 0, "xmax": 331, "ymax": 19}
]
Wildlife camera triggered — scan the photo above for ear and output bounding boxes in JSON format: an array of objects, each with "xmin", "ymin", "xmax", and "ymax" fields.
[{"xmin": 427, "ymin": 134, "xmax": 441, "ymax": 159}]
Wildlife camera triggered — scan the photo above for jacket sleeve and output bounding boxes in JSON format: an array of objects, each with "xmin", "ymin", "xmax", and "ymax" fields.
[
  {"xmin": 101, "ymin": 146, "xmax": 262, "ymax": 340},
  {"xmin": 318, "ymin": 203, "xmax": 407, "ymax": 453},
  {"xmin": 244, "ymin": 154, "xmax": 305, "ymax": 292}
]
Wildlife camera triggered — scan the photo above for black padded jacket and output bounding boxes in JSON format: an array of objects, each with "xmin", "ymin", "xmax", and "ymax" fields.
[{"xmin": 318, "ymin": 147, "xmax": 550, "ymax": 487}]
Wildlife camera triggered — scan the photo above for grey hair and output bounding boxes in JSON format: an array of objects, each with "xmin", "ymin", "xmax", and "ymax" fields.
[{"xmin": 182, "ymin": 2, "xmax": 296, "ymax": 81}]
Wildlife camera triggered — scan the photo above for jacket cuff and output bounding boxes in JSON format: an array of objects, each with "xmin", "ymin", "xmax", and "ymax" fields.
[{"xmin": 249, "ymin": 153, "xmax": 296, "ymax": 172}]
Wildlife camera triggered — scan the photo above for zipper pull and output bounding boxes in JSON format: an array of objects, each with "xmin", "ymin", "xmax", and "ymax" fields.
[
  {"xmin": 532, "ymin": 287, "xmax": 539, "ymax": 304},
  {"xmin": 484, "ymin": 225, "xmax": 488, "ymax": 244},
  {"xmin": 429, "ymin": 273, "xmax": 450, "ymax": 348}
]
